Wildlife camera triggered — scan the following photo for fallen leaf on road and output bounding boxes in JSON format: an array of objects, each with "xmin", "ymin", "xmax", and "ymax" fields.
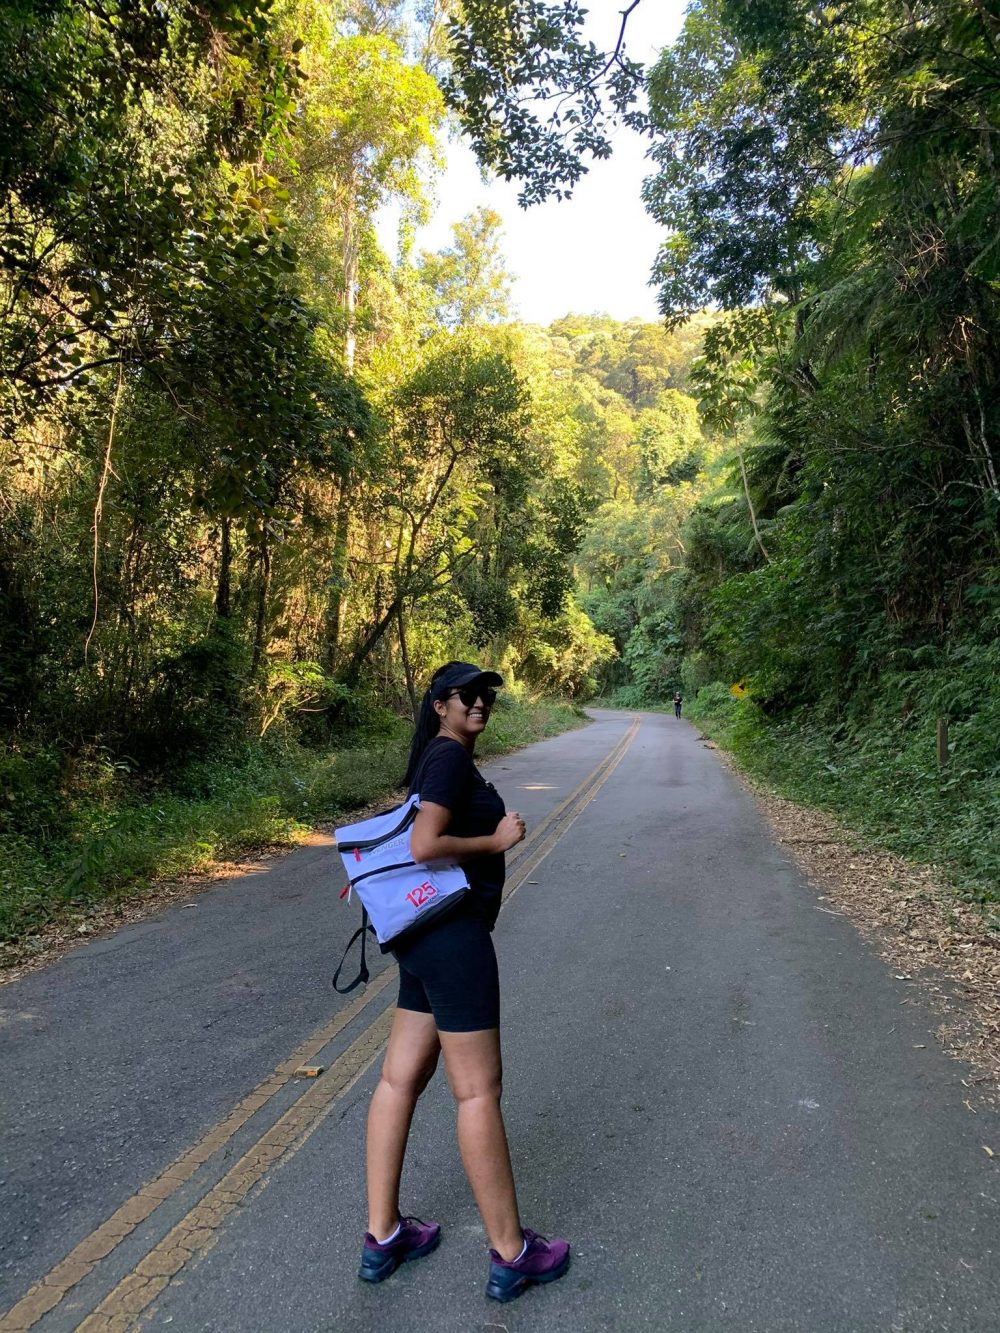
[{"xmin": 983, "ymin": 1145, "xmax": 995, "ymax": 1158}]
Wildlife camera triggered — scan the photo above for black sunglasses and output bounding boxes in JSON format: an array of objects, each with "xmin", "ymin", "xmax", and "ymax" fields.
[{"xmin": 448, "ymin": 684, "xmax": 497, "ymax": 708}]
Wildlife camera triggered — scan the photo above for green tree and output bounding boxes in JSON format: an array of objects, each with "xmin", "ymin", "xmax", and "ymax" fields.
[
  {"xmin": 443, "ymin": 0, "xmax": 646, "ymax": 204},
  {"xmin": 417, "ymin": 207, "xmax": 513, "ymax": 328},
  {"xmin": 287, "ymin": 22, "xmax": 444, "ymax": 668}
]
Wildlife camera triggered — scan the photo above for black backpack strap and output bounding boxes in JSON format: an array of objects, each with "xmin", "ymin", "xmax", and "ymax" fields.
[{"xmin": 332, "ymin": 908, "xmax": 378, "ymax": 994}]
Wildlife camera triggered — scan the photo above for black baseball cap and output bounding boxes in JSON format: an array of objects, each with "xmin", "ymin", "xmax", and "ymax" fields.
[{"xmin": 430, "ymin": 662, "xmax": 504, "ymax": 700}]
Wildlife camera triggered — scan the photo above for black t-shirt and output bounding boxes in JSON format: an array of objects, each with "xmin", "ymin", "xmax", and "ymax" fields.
[{"xmin": 410, "ymin": 736, "xmax": 506, "ymax": 928}]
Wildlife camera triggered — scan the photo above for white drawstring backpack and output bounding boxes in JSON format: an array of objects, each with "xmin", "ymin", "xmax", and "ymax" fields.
[{"xmin": 332, "ymin": 794, "xmax": 470, "ymax": 992}]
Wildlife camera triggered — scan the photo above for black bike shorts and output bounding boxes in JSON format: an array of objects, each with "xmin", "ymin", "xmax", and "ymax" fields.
[{"xmin": 393, "ymin": 902, "xmax": 500, "ymax": 1032}]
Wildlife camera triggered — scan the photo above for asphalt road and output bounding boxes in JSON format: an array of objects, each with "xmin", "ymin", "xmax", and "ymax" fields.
[{"xmin": 1, "ymin": 710, "xmax": 997, "ymax": 1332}]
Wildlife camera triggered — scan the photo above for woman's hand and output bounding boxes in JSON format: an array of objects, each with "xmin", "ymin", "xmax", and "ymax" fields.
[{"xmin": 492, "ymin": 811, "xmax": 526, "ymax": 852}]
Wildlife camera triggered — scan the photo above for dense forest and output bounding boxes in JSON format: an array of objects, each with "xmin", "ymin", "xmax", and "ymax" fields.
[
  {"xmin": 1, "ymin": 0, "xmax": 997, "ymax": 942},
  {"xmin": 450, "ymin": 0, "xmax": 1000, "ymax": 905}
]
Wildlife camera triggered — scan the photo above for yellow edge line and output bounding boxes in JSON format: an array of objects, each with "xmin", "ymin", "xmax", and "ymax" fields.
[{"xmin": 0, "ymin": 714, "xmax": 639, "ymax": 1333}]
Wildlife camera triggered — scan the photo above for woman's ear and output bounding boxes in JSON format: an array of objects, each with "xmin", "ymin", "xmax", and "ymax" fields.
[{"xmin": 432, "ymin": 698, "xmax": 447, "ymax": 720}]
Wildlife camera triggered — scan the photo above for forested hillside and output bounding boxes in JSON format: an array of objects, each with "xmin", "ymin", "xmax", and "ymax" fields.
[
  {"xmin": 2, "ymin": 0, "xmax": 997, "ymax": 944},
  {"xmin": 447, "ymin": 0, "xmax": 1000, "ymax": 906},
  {"xmin": 654, "ymin": 1, "xmax": 1000, "ymax": 905},
  {"xmin": 0, "ymin": 0, "xmax": 717, "ymax": 944}
]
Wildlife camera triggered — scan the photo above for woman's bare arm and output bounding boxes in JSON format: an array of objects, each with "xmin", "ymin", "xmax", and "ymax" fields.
[{"xmin": 409, "ymin": 801, "xmax": 525, "ymax": 864}]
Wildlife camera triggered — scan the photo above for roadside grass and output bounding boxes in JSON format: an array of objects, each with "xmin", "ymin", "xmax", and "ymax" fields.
[
  {"xmin": 0, "ymin": 696, "xmax": 585, "ymax": 949},
  {"xmin": 687, "ymin": 684, "xmax": 999, "ymax": 922}
]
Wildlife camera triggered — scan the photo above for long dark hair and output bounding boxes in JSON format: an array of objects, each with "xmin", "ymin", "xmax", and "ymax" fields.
[{"xmin": 403, "ymin": 661, "xmax": 464, "ymax": 788}]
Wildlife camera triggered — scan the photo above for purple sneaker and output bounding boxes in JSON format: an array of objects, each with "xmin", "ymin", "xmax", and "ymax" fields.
[
  {"xmin": 485, "ymin": 1227, "xmax": 571, "ymax": 1302},
  {"xmin": 358, "ymin": 1215, "xmax": 441, "ymax": 1283}
]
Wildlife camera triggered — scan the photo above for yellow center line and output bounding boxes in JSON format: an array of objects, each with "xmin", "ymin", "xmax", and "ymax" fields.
[
  {"xmin": 76, "ymin": 1009, "xmax": 396, "ymax": 1333},
  {"xmin": 0, "ymin": 971, "xmax": 398, "ymax": 1333},
  {"xmin": 0, "ymin": 715, "xmax": 639, "ymax": 1333},
  {"xmin": 500, "ymin": 716, "xmax": 639, "ymax": 910}
]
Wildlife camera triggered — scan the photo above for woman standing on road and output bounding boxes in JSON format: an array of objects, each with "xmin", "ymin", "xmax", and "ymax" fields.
[{"xmin": 358, "ymin": 661, "xmax": 570, "ymax": 1303}]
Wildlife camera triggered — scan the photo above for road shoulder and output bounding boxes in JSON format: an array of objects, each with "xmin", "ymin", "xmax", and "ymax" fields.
[{"xmin": 701, "ymin": 735, "xmax": 1000, "ymax": 1108}]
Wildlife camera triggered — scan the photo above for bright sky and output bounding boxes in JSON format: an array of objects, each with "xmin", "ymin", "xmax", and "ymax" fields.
[{"xmin": 378, "ymin": 1, "xmax": 689, "ymax": 326}]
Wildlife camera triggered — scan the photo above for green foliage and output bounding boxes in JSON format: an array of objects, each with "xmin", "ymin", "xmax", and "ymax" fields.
[
  {"xmin": 417, "ymin": 208, "xmax": 512, "ymax": 328},
  {"xmin": 0, "ymin": 745, "xmax": 69, "ymax": 841},
  {"xmin": 643, "ymin": 0, "xmax": 867, "ymax": 315},
  {"xmin": 0, "ymin": 695, "xmax": 582, "ymax": 944},
  {"xmin": 622, "ymin": 611, "xmax": 683, "ymax": 702},
  {"xmin": 0, "ymin": 0, "xmax": 310, "ymax": 435},
  {"xmin": 442, "ymin": 1, "xmax": 999, "ymax": 918},
  {"xmin": 9, "ymin": 0, "xmax": 996, "ymax": 945},
  {"xmin": 638, "ymin": 1, "xmax": 1000, "ymax": 773},
  {"xmin": 690, "ymin": 657, "xmax": 1000, "ymax": 915},
  {"xmin": 680, "ymin": 649, "xmax": 718, "ymax": 698},
  {"xmin": 635, "ymin": 392, "xmax": 703, "ymax": 492},
  {"xmin": 577, "ymin": 470, "xmax": 715, "ymax": 698},
  {"xmin": 517, "ymin": 597, "xmax": 616, "ymax": 699},
  {"xmin": 443, "ymin": 0, "xmax": 646, "ymax": 205}
]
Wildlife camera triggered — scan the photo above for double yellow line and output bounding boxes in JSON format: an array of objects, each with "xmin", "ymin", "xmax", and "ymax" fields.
[{"xmin": 1, "ymin": 716, "xmax": 639, "ymax": 1333}]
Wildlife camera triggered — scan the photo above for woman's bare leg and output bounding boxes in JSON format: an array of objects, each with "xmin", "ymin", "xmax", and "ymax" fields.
[
  {"xmin": 439, "ymin": 1028, "xmax": 523, "ymax": 1261},
  {"xmin": 366, "ymin": 1008, "xmax": 440, "ymax": 1238}
]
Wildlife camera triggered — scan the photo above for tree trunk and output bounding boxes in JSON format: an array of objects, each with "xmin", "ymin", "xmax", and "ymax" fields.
[
  {"xmin": 324, "ymin": 187, "xmax": 360, "ymax": 672},
  {"xmin": 251, "ymin": 535, "xmax": 271, "ymax": 677},
  {"xmin": 323, "ymin": 476, "xmax": 351, "ymax": 672},
  {"xmin": 738, "ymin": 446, "xmax": 770, "ymax": 564},
  {"xmin": 85, "ymin": 360, "xmax": 125, "ymax": 664},
  {"xmin": 341, "ymin": 590, "xmax": 404, "ymax": 689},
  {"xmin": 343, "ymin": 182, "xmax": 359, "ymax": 374},
  {"xmin": 344, "ymin": 237, "xmax": 358, "ymax": 374},
  {"xmin": 215, "ymin": 517, "xmax": 232, "ymax": 619},
  {"xmin": 397, "ymin": 600, "xmax": 418, "ymax": 721}
]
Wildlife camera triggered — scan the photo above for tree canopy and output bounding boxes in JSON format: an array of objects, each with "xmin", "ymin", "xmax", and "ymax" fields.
[{"xmin": 3, "ymin": 0, "xmax": 997, "ymax": 925}]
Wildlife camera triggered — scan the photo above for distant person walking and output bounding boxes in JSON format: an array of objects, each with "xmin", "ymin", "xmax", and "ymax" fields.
[
  {"xmin": 673, "ymin": 692, "xmax": 683, "ymax": 718},
  {"xmin": 358, "ymin": 661, "xmax": 570, "ymax": 1303}
]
